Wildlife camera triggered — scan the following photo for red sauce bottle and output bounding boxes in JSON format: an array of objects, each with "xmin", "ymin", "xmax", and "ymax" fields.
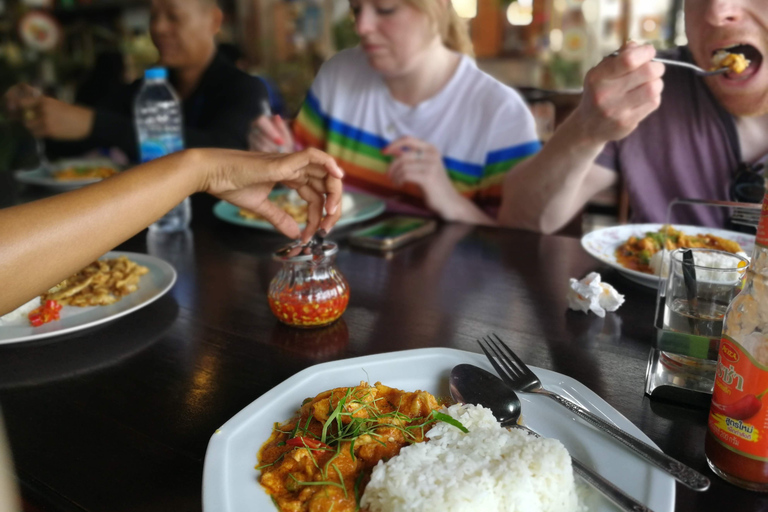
[{"xmin": 705, "ymin": 192, "xmax": 768, "ymax": 490}]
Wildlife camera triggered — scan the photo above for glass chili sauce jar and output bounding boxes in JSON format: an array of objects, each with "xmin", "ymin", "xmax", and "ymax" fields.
[{"xmin": 268, "ymin": 241, "xmax": 349, "ymax": 328}]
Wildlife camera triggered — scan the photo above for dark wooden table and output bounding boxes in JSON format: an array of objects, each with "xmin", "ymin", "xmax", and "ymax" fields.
[{"xmin": 1, "ymin": 178, "xmax": 766, "ymax": 512}]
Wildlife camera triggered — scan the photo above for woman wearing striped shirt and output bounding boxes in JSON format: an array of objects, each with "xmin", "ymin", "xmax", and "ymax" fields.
[{"xmin": 250, "ymin": 0, "xmax": 541, "ymax": 225}]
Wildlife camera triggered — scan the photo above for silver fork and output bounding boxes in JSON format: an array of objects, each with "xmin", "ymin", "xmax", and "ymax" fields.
[
  {"xmin": 668, "ymin": 198, "xmax": 761, "ymax": 231},
  {"xmin": 608, "ymin": 51, "xmax": 728, "ymax": 76},
  {"xmin": 478, "ymin": 333, "xmax": 711, "ymax": 492}
]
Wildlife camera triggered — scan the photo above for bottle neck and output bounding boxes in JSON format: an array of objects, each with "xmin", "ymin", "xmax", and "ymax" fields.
[{"xmin": 755, "ymin": 192, "xmax": 768, "ymax": 251}]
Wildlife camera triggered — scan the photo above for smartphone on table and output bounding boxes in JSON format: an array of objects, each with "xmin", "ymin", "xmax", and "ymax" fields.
[{"xmin": 349, "ymin": 216, "xmax": 437, "ymax": 251}]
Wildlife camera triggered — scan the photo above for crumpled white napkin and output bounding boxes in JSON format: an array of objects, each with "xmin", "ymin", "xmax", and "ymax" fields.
[{"xmin": 567, "ymin": 272, "xmax": 625, "ymax": 318}]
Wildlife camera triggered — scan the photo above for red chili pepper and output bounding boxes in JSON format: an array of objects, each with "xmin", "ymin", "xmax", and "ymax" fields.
[
  {"xmin": 712, "ymin": 388, "xmax": 768, "ymax": 420},
  {"xmin": 27, "ymin": 300, "xmax": 62, "ymax": 327},
  {"xmin": 28, "ymin": 313, "xmax": 43, "ymax": 327},
  {"xmin": 285, "ymin": 437, "xmax": 329, "ymax": 450}
]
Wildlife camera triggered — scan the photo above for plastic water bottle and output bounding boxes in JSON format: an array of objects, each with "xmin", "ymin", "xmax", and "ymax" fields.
[{"xmin": 134, "ymin": 67, "xmax": 191, "ymax": 232}]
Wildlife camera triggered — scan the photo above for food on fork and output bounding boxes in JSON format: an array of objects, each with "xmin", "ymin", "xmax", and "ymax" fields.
[
  {"xmin": 54, "ymin": 166, "xmax": 118, "ymax": 181},
  {"xmin": 616, "ymin": 225, "xmax": 746, "ymax": 275},
  {"xmin": 42, "ymin": 256, "xmax": 149, "ymax": 307},
  {"xmin": 711, "ymin": 49, "xmax": 751, "ymax": 74}
]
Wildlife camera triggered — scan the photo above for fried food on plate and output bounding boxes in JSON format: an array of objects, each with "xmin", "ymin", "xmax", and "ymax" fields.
[
  {"xmin": 42, "ymin": 256, "xmax": 149, "ymax": 307},
  {"xmin": 240, "ymin": 191, "xmax": 308, "ymax": 223},
  {"xmin": 54, "ymin": 166, "xmax": 118, "ymax": 181},
  {"xmin": 239, "ymin": 190, "xmax": 354, "ymax": 224}
]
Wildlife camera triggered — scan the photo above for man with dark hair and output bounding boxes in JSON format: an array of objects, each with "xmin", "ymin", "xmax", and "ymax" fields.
[{"xmin": 5, "ymin": 0, "xmax": 267, "ymax": 161}]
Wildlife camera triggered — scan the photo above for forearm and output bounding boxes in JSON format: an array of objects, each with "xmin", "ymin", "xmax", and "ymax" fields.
[
  {"xmin": 440, "ymin": 193, "xmax": 497, "ymax": 226},
  {"xmin": 0, "ymin": 150, "xmax": 206, "ymax": 315},
  {"xmin": 499, "ymin": 114, "xmax": 606, "ymax": 234}
]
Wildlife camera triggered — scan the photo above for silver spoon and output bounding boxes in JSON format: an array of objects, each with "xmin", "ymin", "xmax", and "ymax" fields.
[
  {"xmin": 450, "ymin": 364, "xmax": 657, "ymax": 512},
  {"xmin": 608, "ymin": 51, "xmax": 728, "ymax": 76}
]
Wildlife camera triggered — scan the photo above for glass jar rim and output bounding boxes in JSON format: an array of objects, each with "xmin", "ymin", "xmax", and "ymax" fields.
[{"xmin": 273, "ymin": 241, "xmax": 339, "ymax": 262}]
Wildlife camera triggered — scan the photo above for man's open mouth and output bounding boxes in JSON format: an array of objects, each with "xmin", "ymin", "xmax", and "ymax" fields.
[{"xmin": 712, "ymin": 44, "xmax": 763, "ymax": 80}]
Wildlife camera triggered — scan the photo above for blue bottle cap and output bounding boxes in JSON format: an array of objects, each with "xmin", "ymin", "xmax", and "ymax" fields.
[{"xmin": 144, "ymin": 67, "xmax": 168, "ymax": 80}]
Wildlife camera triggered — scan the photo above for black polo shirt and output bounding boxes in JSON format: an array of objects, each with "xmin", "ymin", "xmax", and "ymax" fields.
[{"xmin": 49, "ymin": 52, "xmax": 267, "ymax": 162}]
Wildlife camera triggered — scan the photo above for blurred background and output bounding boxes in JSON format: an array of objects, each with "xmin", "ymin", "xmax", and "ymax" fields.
[{"xmin": 0, "ymin": 0, "xmax": 689, "ymax": 229}]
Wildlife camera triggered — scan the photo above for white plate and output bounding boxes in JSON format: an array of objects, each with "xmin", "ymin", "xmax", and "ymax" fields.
[
  {"xmin": 14, "ymin": 158, "xmax": 120, "ymax": 190},
  {"xmin": 203, "ymin": 348, "xmax": 675, "ymax": 512},
  {"xmin": 213, "ymin": 191, "xmax": 386, "ymax": 232},
  {"xmin": 0, "ymin": 251, "xmax": 176, "ymax": 345},
  {"xmin": 581, "ymin": 223, "xmax": 755, "ymax": 289}
]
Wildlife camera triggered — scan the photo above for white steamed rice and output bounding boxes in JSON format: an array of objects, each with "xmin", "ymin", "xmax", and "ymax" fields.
[{"xmin": 361, "ymin": 403, "xmax": 581, "ymax": 512}]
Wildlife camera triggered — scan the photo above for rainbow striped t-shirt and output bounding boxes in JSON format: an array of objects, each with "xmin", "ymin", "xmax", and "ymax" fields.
[{"xmin": 294, "ymin": 47, "xmax": 541, "ymax": 205}]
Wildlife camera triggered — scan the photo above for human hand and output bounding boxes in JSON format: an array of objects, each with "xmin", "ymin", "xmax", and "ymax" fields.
[
  {"xmin": 4, "ymin": 83, "xmax": 40, "ymax": 121},
  {"xmin": 575, "ymin": 41, "xmax": 665, "ymax": 144},
  {"xmin": 383, "ymin": 136, "xmax": 459, "ymax": 214},
  {"xmin": 249, "ymin": 114, "xmax": 295, "ymax": 153},
  {"xmin": 18, "ymin": 95, "xmax": 95, "ymax": 140},
  {"xmin": 202, "ymin": 148, "xmax": 344, "ymax": 242}
]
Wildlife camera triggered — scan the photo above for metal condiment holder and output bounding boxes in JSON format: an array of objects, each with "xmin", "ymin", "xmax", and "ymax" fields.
[{"xmin": 645, "ymin": 199, "xmax": 758, "ymax": 406}]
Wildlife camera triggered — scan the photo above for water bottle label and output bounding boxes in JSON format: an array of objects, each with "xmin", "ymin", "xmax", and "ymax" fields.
[{"xmin": 140, "ymin": 135, "xmax": 184, "ymax": 163}]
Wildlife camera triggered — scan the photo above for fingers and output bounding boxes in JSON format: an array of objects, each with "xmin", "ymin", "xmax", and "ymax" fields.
[
  {"xmin": 388, "ymin": 156, "xmax": 425, "ymax": 188},
  {"xmin": 274, "ymin": 115, "xmax": 294, "ymax": 146},
  {"xmin": 256, "ymin": 200, "xmax": 302, "ymax": 240},
  {"xmin": 249, "ymin": 130, "xmax": 280, "ymax": 153},
  {"xmin": 295, "ymin": 185, "xmax": 324, "ymax": 243},
  {"xmin": 578, "ymin": 43, "xmax": 665, "ymax": 143},
  {"xmin": 601, "ymin": 42, "xmax": 657, "ymax": 77},
  {"xmin": 287, "ymin": 148, "xmax": 345, "ymax": 180},
  {"xmin": 254, "ymin": 115, "xmax": 286, "ymax": 146},
  {"xmin": 382, "ymin": 136, "xmax": 429, "ymax": 156},
  {"xmin": 4, "ymin": 84, "xmax": 38, "ymax": 114},
  {"xmin": 323, "ymin": 171, "xmax": 343, "ymax": 217},
  {"xmin": 622, "ymin": 77, "xmax": 665, "ymax": 122}
]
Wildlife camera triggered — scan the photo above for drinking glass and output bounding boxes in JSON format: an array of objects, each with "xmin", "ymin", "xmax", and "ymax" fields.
[{"xmin": 653, "ymin": 248, "xmax": 749, "ymax": 395}]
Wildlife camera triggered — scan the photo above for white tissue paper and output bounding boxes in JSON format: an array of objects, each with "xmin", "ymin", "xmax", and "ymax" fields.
[{"xmin": 567, "ymin": 272, "xmax": 625, "ymax": 318}]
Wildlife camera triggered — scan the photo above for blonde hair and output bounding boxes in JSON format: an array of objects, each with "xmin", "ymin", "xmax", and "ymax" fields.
[{"xmin": 405, "ymin": 0, "xmax": 474, "ymax": 56}]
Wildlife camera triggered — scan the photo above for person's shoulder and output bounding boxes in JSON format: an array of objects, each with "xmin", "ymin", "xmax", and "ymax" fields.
[
  {"xmin": 310, "ymin": 47, "xmax": 374, "ymax": 104},
  {"xmin": 318, "ymin": 46, "xmax": 370, "ymax": 77},
  {"xmin": 214, "ymin": 58, "xmax": 267, "ymax": 96},
  {"xmin": 455, "ymin": 57, "xmax": 530, "ymax": 116}
]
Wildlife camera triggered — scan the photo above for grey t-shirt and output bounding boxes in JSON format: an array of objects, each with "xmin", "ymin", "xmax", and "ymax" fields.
[{"xmin": 595, "ymin": 47, "xmax": 740, "ymax": 227}]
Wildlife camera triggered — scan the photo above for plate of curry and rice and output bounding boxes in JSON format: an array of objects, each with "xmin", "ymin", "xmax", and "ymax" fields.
[
  {"xmin": 202, "ymin": 348, "xmax": 674, "ymax": 512},
  {"xmin": 581, "ymin": 223, "xmax": 755, "ymax": 289}
]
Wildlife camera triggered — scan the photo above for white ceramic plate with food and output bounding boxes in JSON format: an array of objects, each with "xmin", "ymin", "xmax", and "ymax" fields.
[
  {"xmin": 213, "ymin": 190, "xmax": 386, "ymax": 231},
  {"xmin": 202, "ymin": 348, "xmax": 675, "ymax": 512},
  {"xmin": 0, "ymin": 251, "xmax": 176, "ymax": 345},
  {"xmin": 14, "ymin": 158, "xmax": 120, "ymax": 190},
  {"xmin": 581, "ymin": 223, "xmax": 755, "ymax": 289}
]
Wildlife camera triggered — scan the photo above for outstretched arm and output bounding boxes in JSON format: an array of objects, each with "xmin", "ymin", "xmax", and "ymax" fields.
[{"xmin": 0, "ymin": 148, "xmax": 343, "ymax": 315}]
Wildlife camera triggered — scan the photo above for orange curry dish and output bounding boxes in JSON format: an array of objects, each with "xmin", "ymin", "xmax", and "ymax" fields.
[
  {"xmin": 615, "ymin": 225, "xmax": 744, "ymax": 274},
  {"xmin": 257, "ymin": 382, "xmax": 450, "ymax": 512}
]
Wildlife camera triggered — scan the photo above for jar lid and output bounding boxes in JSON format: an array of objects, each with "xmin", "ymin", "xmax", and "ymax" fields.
[{"xmin": 273, "ymin": 240, "xmax": 339, "ymax": 262}]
